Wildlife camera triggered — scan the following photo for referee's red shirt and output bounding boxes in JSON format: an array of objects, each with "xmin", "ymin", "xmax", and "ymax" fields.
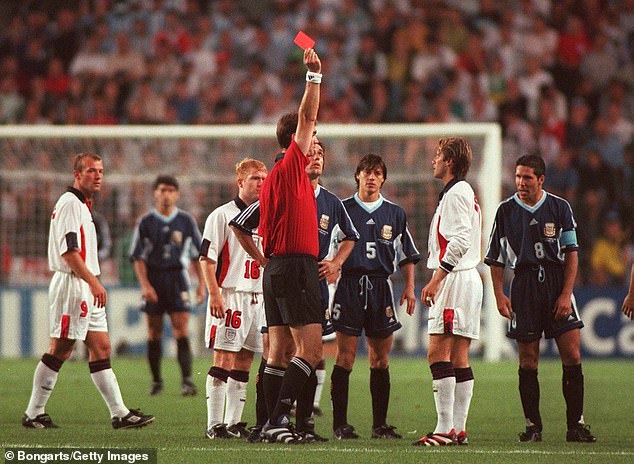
[{"xmin": 259, "ymin": 138, "xmax": 318, "ymax": 258}]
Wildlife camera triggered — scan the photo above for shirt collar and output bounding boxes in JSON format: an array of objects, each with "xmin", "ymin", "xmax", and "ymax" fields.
[
  {"xmin": 438, "ymin": 177, "xmax": 463, "ymax": 201},
  {"xmin": 66, "ymin": 186, "xmax": 91, "ymax": 210}
]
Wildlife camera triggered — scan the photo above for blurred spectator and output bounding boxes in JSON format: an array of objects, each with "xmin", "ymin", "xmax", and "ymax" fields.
[
  {"xmin": 49, "ymin": 8, "xmax": 80, "ymax": 70},
  {"xmin": 590, "ymin": 212, "xmax": 630, "ymax": 287},
  {"xmin": 0, "ymin": 76, "xmax": 24, "ymax": 123},
  {"xmin": 167, "ymin": 77, "xmax": 199, "ymax": 124},
  {"xmin": 545, "ymin": 148, "xmax": 579, "ymax": 204},
  {"xmin": 565, "ymin": 97, "xmax": 593, "ymax": 152},
  {"xmin": 585, "ymin": 116, "xmax": 625, "ymax": 170},
  {"xmin": 69, "ymin": 32, "xmax": 109, "ymax": 78},
  {"xmin": 107, "ymin": 33, "xmax": 145, "ymax": 81},
  {"xmin": 579, "ymin": 32, "xmax": 619, "ymax": 92}
]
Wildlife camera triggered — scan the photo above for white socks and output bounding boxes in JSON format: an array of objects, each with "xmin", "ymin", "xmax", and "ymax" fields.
[
  {"xmin": 224, "ymin": 376, "xmax": 248, "ymax": 426},
  {"xmin": 206, "ymin": 372, "xmax": 228, "ymax": 428},
  {"xmin": 90, "ymin": 367, "xmax": 129, "ymax": 419},
  {"xmin": 453, "ymin": 379, "xmax": 474, "ymax": 433},
  {"xmin": 432, "ymin": 376, "xmax": 456, "ymax": 434},
  {"xmin": 25, "ymin": 360, "xmax": 59, "ymax": 418}
]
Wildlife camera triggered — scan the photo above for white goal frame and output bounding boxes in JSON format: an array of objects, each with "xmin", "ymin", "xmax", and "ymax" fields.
[{"xmin": 0, "ymin": 123, "xmax": 507, "ymax": 361}]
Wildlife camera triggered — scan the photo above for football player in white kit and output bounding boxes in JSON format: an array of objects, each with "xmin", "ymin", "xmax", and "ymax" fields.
[
  {"xmin": 199, "ymin": 158, "xmax": 267, "ymax": 439},
  {"xmin": 414, "ymin": 138, "xmax": 482, "ymax": 447},
  {"xmin": 22, "ymin": 153, "xmax": 154, "ymax": 429}
]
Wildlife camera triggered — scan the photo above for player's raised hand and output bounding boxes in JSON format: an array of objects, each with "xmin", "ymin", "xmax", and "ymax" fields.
[
  {"xmin": 495, "ymin": 292, "xmax": 513, "ymax": 320},
  {"xmin": 304, "ymin": 48, "xmax": 321, "ymax": 74},
  {"xmin": 90, "ymin": 278, "xmax": 107, "ymax": 308},
  {"xmin": 208, "ymin": 291, "xmax": 226, "ymax": 318}
]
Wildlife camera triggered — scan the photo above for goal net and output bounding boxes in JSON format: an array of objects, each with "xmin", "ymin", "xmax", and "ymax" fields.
[{"xmin": 0, "ymin": 123, "xmax": 509, "ymax": 360}]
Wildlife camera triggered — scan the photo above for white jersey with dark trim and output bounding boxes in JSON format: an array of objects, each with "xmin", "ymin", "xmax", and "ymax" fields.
[
  {"xmin": 48, "ymin": 188, "xmax": 100, "ymax": 275},
  {"xmin": 427, "ymin": 179, "xmax": 481, "ymax": 272},
  {"xmin": 200, "ymin": 198, "xmax": 263, "ymax": 292}
]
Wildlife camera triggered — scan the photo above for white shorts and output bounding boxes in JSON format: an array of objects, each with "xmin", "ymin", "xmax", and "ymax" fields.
[
  {"xmin": 49, "ymin": 272, "xmax": 108, "ymax": 340},
  {"xmin": 427, "ymin": 268, "xmax": 482, "ymax": 339},
  {"xmin": 205, "ymin": 289, "xmax": 265, "ymax": 353}
]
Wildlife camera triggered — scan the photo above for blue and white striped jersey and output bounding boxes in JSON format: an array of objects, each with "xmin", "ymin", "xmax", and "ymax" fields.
[
  {"xmin": 485, "ymin": 191, "xmax": 578, "ymax": 269},
  {"xmin": 129, "ymin": 208, "xmax": 202, "ymax": 271},
  {"xmin": 341, "ymin": 193, "xmax": 421, "ymax": 276}
]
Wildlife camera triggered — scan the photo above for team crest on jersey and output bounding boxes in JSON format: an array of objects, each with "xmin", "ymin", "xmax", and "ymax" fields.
[
  {"xmin": 225, "ymin": 328, "xmax": 236, "ymax": 342},
  {"xmin": 543, "ymin": 223, "xmax": 556, "ymax": 238},
  {"xmin": 319, "ymin": 214, "xmax": 330, "ymax": 231},
  {"xmin": 381, "ymin": 225, "xmax": 393, "ymax": 240},
  {"xmin": 324, "ymin": 308, "xmax": 331, "ymax": 321},
  {"xmin": 171, "ymin": 230, "xmax": 183, "ymax": 244},
  {"xmin": 385, "ymin": 305, "xmax": 394, "ymax": 318}
]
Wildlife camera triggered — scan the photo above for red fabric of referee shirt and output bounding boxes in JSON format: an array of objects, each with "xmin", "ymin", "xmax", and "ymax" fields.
[{"xmin": 259, "ymin": 138, "xmax": 318, "ymax": 258}]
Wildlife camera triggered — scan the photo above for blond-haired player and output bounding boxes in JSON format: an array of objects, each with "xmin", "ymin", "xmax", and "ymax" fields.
[{"xmin": 200, "ymin": 158, "xmax": 268, "ymax": 439}]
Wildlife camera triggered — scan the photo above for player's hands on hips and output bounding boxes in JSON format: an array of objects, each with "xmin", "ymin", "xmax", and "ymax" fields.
[
  {"xmin": 318, "ymin": 259, "xmax": 340, "ymax": 284},
  {"xmin": 401, "ymin": 285, "xmax": 416, "ymax": 315},
  {"xmin": 141, "ymin": 284, "xmax": 158, "ymax": 304},
  {"xmin": 622, "ymin": 293, "xmax": 634, "ymax": 319},
  {"xmin": 304, "ymin": 48, "xmax": 321, "ymax": 74},
  {"xmin": 553, "ymin": 293, "xmax": 573, "ymax": 320},
  {"xmin": 90, "ymin": 278, "xmax": 107, "ymax": 308},
  {"xmin": 495, "ymin": 293, "xmax": 513, "ymax": 320},
  {"xmin": 208, "ymin": 291, "xmax": 226, "ymax": 318}
]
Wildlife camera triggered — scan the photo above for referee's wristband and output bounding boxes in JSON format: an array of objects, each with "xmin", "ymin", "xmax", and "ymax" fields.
[{"xmin": 306, "ymin": 71, "xmax": 322, "ymax": 84}]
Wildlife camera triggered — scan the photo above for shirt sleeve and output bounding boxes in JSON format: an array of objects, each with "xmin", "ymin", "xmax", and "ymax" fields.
[
  {"xmin": 334, "ymin": 198, "xmax": 359, "ymax": 242},
  {"xmin": 559, "ymin": 199, "xmax": 579, "ymax": 252},
  {"xmin": 188, "ymin": 213, "xmax": 203, "ymax": 258},
  {"xmin": 200, "ymin": 208, "xmax": 228, "ymax": 262},
  {"xmin": 230, "ymin": 201, "xmax": 260, "ymax": 235},
  {"xmin": 396, "ymin": 208, "xmax": 421, "ymax": 266},
  {"xmin": 437, "ymin": 189, "xmax": 473, "ymax": 272},
  {"xmin": 56, "ymin": 199, "xmax": 83, "ymax": 257},
  {"xmin": 484, "ymin": 206, "xmax": 506, "ymax": 267},
  {"xmin": 129, "ymin": 217, "xmax": 152, "ymax": 262}
]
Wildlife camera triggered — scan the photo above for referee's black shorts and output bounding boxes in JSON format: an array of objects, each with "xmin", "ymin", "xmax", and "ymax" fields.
[
  {"xmin": 509, "ymin": 264, "xmax": 584, "ymax": 341},
  {"xmin": 263, "ymin": 254, "xmax": 321, "ymax": 327}
]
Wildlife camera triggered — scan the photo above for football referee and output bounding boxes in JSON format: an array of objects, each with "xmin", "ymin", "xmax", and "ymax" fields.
[{"xmin": 258, "ymin": 47, "xmax": 323, "ymax": 444}]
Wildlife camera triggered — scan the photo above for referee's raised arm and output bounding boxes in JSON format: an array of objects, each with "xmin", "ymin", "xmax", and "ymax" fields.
[{"xmin": 295, "ymin": 48, "xmax": 321, "ymax": 156}]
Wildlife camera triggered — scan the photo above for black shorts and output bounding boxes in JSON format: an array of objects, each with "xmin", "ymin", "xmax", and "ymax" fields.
[
  {"xmin": 509, "ymin": 265, "xmax": 584, "ymax": 341},
  {"xmin": 332, "ymin": 275, "xmax": 401, "ymax": 338},
  {"xmin": 263, "ymin": 255, "xmax": 321, "ymax": 327},
  {"xmin": 142, "ymin": 269, "xmax": 191, "ymax": 315}
]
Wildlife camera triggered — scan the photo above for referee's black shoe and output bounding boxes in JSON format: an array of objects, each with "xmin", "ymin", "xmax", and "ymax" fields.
[{"xmin": 566, "ymin": 424, "xmax": 596, "ymax": 443}]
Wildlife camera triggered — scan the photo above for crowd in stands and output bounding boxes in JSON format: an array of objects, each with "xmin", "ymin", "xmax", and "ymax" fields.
[{"xmin": 0, "ymin": 0, "xmax": 633, "ymax": 286}]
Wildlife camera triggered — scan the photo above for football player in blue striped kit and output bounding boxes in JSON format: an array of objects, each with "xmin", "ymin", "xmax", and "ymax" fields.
[
  {"xmin": 485, "ymin": 155, "xmax": 596, "ymax": 443},
  {"xmin": 331, "ymin": 154, "xmax": 420, "ymax": 440},
  {"xmin": 130, "ymin": 175, "xmax": 205, "ymax": 397}
]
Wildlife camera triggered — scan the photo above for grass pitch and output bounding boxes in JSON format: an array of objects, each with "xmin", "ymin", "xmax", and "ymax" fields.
[{"xmin": 1, "ymin": 356, "xmax": 633, "ymax": 464}]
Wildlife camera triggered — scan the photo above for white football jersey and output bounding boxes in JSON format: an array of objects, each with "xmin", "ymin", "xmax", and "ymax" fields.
[
  {"xmin": 201, "ymin": 199, "xmax": 263, "ymax": 292},
  {"xmin": 427, "ymin": 180, "xmax": 481, "ymax": 272},
  {"xmin": 48, "ymin": 189, "xmax": 100, "ymax": 275}
]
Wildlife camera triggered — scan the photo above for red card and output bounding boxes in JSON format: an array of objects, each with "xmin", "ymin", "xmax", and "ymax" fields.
[{"xmin": 294, "ymin": 31, "xmax": 315, "ymax": 50}]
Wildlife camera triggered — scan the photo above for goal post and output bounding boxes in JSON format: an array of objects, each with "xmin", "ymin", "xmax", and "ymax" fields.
[{"xmin": 0, "ymin": 123, "xmax": 508, "ymax": 361}]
